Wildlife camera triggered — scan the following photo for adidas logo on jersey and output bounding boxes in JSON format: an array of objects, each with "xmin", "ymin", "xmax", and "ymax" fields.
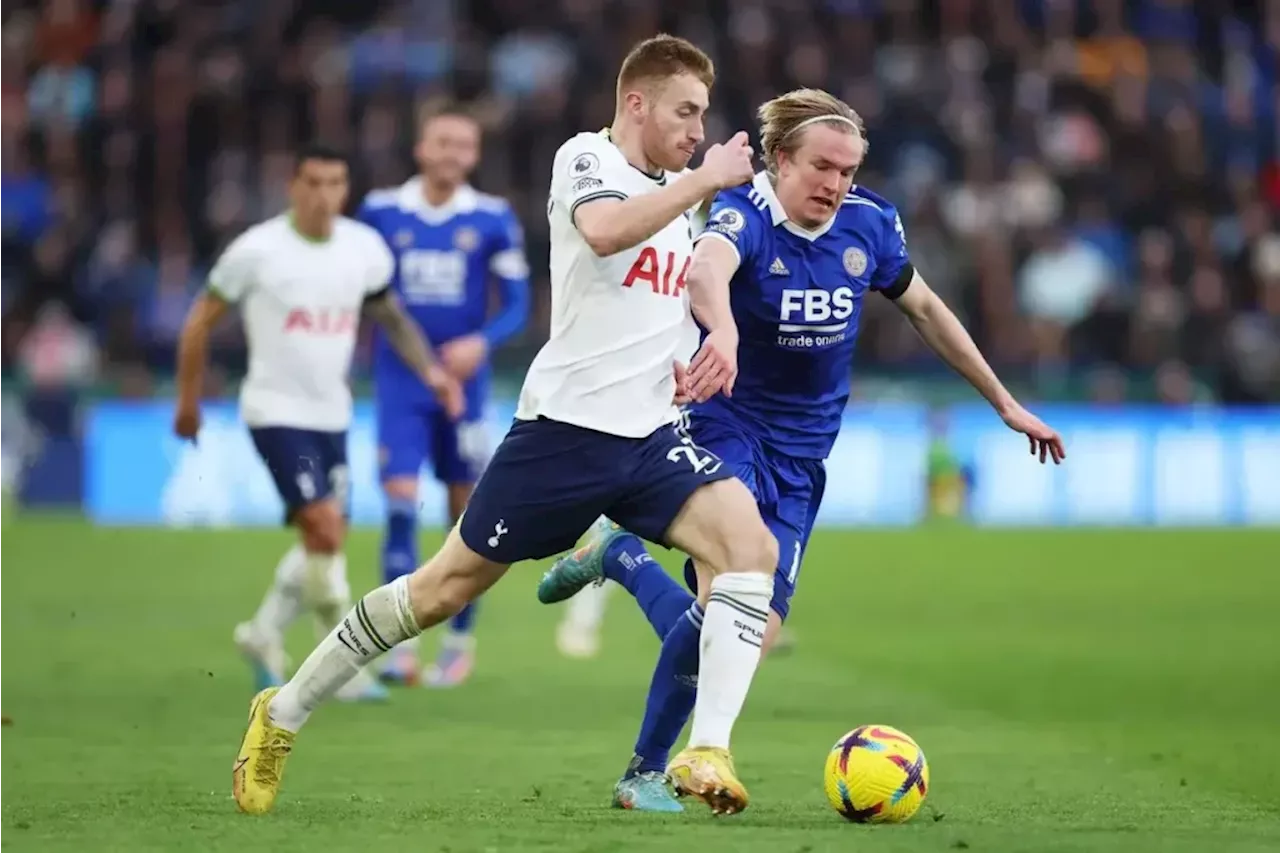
[{"xmin": 769, "ymin": 257, "xmax": 789, "ymax": 276}]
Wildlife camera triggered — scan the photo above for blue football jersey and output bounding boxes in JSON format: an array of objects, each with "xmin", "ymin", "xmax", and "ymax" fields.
[
  {"xmin": 358, "ymin": 180, "xmax": 530, "ymax": 394},
  {"xmin": 691, "ymin": 172, "xmax": 912, "ymax": 458}
]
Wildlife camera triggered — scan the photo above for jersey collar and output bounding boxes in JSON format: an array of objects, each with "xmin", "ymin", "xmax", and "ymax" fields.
[
  {"xmin": 397, "ymin": 178, "xmax": 478, "ymax": 224},
  {"xmin": 751, "ymin": 172, "xmax": 837, "ymax": 242}
]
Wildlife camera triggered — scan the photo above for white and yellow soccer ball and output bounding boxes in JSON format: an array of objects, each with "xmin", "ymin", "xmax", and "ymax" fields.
[{"xmin": 823, "ymin": 724, "xmax": 929, "ymax": 823}]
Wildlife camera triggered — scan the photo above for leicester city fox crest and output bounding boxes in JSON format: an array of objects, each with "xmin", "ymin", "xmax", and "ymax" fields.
[{"xmin": 843, "ymin": 247, "xmax": 868, "ymax": 277}]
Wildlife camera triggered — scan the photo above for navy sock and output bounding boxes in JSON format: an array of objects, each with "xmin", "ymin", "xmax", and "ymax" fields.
[
  {"xmin": 449, "ymin": 601, "xmax": 478, "ymax": 634},
  {"xmin": 628, "ymin": 603, "xmax": 702, "ymax": 776},
  {"xmin": 602, "ymin": 533, "xmax": 694, "ymax": 639},
  {"xmin": 381, "ymin": 497, "xmax": 418, "ymax": 584}
]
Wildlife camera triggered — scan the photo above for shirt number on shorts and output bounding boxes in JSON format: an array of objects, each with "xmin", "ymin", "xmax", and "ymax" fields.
[
  {"xmin": 667, "ymin": 414, "xmax": 722, "ymax": 474},
  {"xmin": 667, "ymin": 444, "xmax": 719, "ymax": 473}
]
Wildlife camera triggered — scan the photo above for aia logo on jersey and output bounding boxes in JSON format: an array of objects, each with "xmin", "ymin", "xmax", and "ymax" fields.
[
  {"xmin": 283, "ymin": 307, "xmax": 357, "ymax": 335},
  {"xmin": 622, "ymin": 247, "xmax": 689, "ymax": 298}
]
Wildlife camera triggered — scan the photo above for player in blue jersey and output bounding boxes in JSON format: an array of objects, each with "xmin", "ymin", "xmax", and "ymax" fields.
[
  {"xmin": 359, "ymin": 106, "xmax": 530, "ymax": 688},
  {"xmin": 537, "ymin": 88, "xmax": 1065, "ymax": 812}
]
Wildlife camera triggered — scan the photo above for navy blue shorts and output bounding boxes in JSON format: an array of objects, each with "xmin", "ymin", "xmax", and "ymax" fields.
[
  {"xmin": 249, "ymin": 427, "xmax": 349, "ymax": 524},
  {"xmin": 459, "ymin": 415, "xmax": 734, "ymax": 564},
  {"xmin": 676, "ymin": 412, "xmax": 826, "ymax": 621},
  {"xmin": 376, "ymin": 379, "xmax": 489, "ymax": 485}
]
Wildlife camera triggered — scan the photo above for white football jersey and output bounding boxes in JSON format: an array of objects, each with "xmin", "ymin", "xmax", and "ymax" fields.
[
  {"xmin": 517, "ymin": 130, "xmax": 700, "ymax": 438},
  {"xmin": 208, "ymin": 215, "xmax": 394, "ymax": 431}
]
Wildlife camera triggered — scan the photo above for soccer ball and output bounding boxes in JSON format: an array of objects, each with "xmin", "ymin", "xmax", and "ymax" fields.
[{"xmin": 823, "ymin": 725, "xmax": 929, "ymax": 823}]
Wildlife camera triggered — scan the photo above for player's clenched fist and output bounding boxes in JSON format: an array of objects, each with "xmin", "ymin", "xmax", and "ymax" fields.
[{"xmin": 698, "ymin": 131, "xmax": 755, "ymax": 190}]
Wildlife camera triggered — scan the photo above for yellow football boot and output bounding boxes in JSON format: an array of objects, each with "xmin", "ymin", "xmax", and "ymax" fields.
[
  {"xmin": 667, "ymin": 746, "xmax": 750, "ymax": 815},
  {"xmin": 232, "ymin": 688, "xmax": 295, "ymax": 815}
]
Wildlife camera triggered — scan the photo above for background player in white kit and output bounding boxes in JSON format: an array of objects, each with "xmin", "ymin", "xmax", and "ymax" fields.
[
  {"xmin": 174, "ymin": 143, "xmax": 463, "ymax": 703},
  {"xmin": 231, "ymin": 36, "xmax": 780, "ymax": 818}
]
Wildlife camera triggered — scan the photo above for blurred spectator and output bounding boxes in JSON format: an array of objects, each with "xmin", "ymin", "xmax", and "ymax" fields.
[{"xmin": 0, "ymin": 0, "xmax": 1275, "ymax": 403}]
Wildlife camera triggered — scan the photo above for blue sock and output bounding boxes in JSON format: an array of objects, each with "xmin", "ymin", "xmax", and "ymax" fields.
[
  {"xmin": 628, "ymin": 603, "xmax": 703, "ymax": 776},
  {"xmin": 602, "ymin": 533, "xmax": 694, "ymax": 639},
  {"xmin": 449, "ymin": 601, "xmax": 478, "ymax": 634},
  {"xmin": 382, "ymin": 497, "xmax": 418, "ymax": 584}
]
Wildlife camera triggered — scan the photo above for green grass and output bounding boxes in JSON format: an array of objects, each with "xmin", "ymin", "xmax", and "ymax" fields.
[{"xmin": 3, "ymin": 518, "xmax": 1279, "ymax": 852}]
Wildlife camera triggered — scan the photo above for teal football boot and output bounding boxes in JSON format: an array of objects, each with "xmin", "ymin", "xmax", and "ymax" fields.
[
  {"xmin": 613, "ymin": 771, "xmax": 684, "ymax": 813},
  {"xmin": 537, "ymin": 516, "xmax": 626, "ymax": 604}
]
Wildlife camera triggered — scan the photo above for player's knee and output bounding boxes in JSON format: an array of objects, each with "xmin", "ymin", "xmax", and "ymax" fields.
[
  {"xmin": 405, "ymin": 529, "xmax": 506, "ymax": 628},
  {"xmin": 382, "ymin": 476, "xmax": 418, "ymax": 502},
  {"xmin": 728, "ymin": 520, "xmax": 778, "ymax": 576},
  {"xmin": 298, "ymin": 502, "xmax": 345, "ymax": 554},
  {"xmin": 697, "ymin": 518, "xmax": 775, "ymax": 578}
]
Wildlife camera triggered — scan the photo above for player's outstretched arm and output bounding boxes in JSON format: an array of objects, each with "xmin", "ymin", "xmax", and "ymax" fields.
[
  {"xmin": 173, "ymin": 292, "xmax": 231, "ymax": 440},
  {"xmin": 685, "ymin": 235, "xmax": 742, "ymax": 401},
  {"xmin": 573, "ymin": 133, "xmax": 754, "ymax": 257},
  {"xmin": 363, "ymin": 289, "xmax": 465, "ymax": 419},
  {"xmin": 893, "ymin": 271, "xmax": 1065, "ymax": 464}
]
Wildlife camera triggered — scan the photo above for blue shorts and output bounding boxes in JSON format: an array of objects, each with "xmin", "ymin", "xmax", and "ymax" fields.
[
  {"xmin": 678, "ymin": 413, "xmax": 826, "ymax": 621},
  {"xmin": 376, "ymin": 380, "xmax": 489, "ymax": 485},
  {"xmin": 249, "ymin": 427, "xmax": 350, "ymax": 524},
  {"xmin": 459, "ymin": 415, "xmax": 735, "ymax": 564}
]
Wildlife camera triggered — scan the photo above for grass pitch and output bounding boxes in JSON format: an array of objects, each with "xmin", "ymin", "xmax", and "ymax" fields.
[{"xmin": 3, "ymin": 518, "xmax": 1279, "ymax": 852}]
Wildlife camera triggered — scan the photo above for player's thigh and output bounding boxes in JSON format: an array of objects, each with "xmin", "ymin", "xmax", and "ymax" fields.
[
  {"xmin": 249, "ymin": 427, "xmax": 347, "ymax": 546},
  {"xmin": 298, "ymin": 430, "xmax": 350, "ymax": 551},
  {"xmin": 457, "ymin": 418, "xmax": 620, "ymax": 565},
  {"xmin": 613, "ymin": 421, "xmax": 777, "ymax": 577},
  {"xmin": 377, "ymin": 397, "xmax": 429, "ymax": 494},
  {"xmin": 407, "ymin": 524, "xmax": 508, "ymax": 626}
]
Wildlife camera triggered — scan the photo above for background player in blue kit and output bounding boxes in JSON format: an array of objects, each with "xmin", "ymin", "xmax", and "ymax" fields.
[
  {"xmin": 537, "ymin": 88, "xmax": 1066, "ymax": 812},
  {"xmin": 359, "ymin": 107, "xmax": 530, "ymax": 688}
]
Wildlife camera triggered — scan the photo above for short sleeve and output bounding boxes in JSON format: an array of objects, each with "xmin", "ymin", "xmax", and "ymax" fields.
[
  {"xmin": 489, "ymin": 206, "xmax": 530, "ymax": 280},
  {"xmin": 551, "ymin": 134, "xmax": 630, "ymax": 223},
  {"xmin": 694, "ymin": 192, "xmax": 763, "ymax": 268},
  {"xmin": 364, "ymin": 233, "xmax": 396, "ymax": 296},
  {"xmin": 206, "ymin": 233, "xmax": 257, "ymax": 303},
  {"xmin": 870, "ymin": 205, "xmax": 912, "ymax": 294}
]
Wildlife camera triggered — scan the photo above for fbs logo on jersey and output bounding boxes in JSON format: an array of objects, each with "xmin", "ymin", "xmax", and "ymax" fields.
[
  {"xmin": 776, "ymin": 287, "xmax": 856, "ymax": 349},
  {"xmin": 283, "ymin": 307, "xmax": 358, "ymax": 335}
]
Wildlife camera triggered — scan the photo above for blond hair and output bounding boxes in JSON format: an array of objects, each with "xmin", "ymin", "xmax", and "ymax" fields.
[
  {"xmin": 616, "ymin": 34, "xmax": 715, "ymax": 98},
  {"xmin": 757, "ymin": 89, "xmax": 864, "ymax": 173}
]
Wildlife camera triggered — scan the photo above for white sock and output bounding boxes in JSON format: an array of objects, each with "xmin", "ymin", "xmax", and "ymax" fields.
[
  {"xmin": 302, "ymin": 551, "xmax": 341, "ymax": 612},
  {"xmin": 687, "ymin": 572, "xmax": 772, "ymax": 750},
  {"xmin": 564, "ymin": 581, "xmax": 612, "ymax": 631},
  {"xmin": 248, "ymin": 545, "xmax": 308, "ymax": 640},
  {"xmin": 310, "ymin": 553, "xmax": 351, "ymax": 637},
  {"xmin": 269, "ymin": 576, "xmax": 419, "ymax": 732}
]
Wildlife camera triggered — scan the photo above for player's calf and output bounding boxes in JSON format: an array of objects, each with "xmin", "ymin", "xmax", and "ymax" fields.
[
  {"xmin": 266, "ymin": 527, "xmax": 505, "ymax": 732},
  {"xmin": 663, "ymin": 479, "xmax": 776, "ymax": 813},
  {"xmin": 294, "ymin": 499, "xmax": 347, "ymax": 608}
]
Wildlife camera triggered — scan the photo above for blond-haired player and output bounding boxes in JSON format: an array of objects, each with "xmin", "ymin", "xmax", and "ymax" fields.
[
  {"xmin": 537, "ymin": 88, "xmax": 1065, "ymax": 812},
  {"xmin": 232, "ymin": 36, "xmax": 778, "ymax": 817}
]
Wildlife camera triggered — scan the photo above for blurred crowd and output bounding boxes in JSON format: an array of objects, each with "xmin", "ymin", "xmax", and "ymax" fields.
[{"xmin": 2, "ymin": 0, "xmax": 1277, "ymax": 403}]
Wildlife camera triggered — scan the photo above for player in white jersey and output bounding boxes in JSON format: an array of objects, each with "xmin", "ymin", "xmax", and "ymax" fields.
[
  {"xmin": 231, "ymin": 36, "xmax": 777, "ymax": 818},
  {"xmin": 174, "ymin": 143, "xmax": 463, "ymax": 703}
]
